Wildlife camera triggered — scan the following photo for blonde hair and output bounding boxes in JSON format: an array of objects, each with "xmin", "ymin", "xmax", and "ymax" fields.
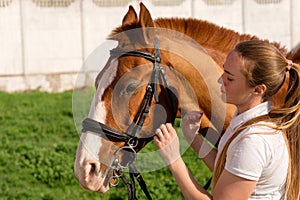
[{"xmin": 213, "ymin": 40, "xmax": 300, "ymax": 199}]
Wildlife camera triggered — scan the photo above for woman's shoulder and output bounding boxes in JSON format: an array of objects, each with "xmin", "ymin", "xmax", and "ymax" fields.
[{"xmin": 231, "ymin": 126, "xmax": 287, "ymax": 160}]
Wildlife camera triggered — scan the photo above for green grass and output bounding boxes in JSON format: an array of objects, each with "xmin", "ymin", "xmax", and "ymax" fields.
[{"xmin": 0, "ymin": 91, "xmax": 211, "ymax": 200}]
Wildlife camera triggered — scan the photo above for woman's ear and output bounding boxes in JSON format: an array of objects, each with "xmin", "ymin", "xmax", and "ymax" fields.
[{"xmin": 254, "ymin": 84, "xmax": 267, "ymax": 95}]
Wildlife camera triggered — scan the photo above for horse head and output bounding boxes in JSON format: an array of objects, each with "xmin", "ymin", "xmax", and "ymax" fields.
[{"xmin": 74, "ymin": 3, "xmax": 233, "ymax": 193}]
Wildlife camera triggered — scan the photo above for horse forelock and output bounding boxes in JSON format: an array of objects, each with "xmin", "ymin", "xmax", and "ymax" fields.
[{"xmin": 108, "ymin": 23, "xmax": 140, "ymax": 39}]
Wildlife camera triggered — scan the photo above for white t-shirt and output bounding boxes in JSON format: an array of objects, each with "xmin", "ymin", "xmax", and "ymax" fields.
[{"xmin": 216, "ymin": 102, "xmax": 289, "ymax": 200}]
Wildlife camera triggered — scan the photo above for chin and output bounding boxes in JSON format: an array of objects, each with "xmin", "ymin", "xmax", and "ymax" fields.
[{"xmin": 221, "ymin": 93, "xmax": 227, "ymax": 103}]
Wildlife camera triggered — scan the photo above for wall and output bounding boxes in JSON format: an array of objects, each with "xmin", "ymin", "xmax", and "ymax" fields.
[{"xmin": 0, "ymin": 0, "xmax": 299, "ymax": 92}]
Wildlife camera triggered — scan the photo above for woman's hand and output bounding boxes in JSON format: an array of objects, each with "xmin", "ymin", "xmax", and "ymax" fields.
[
  {"xmin": 154, "ymin": 123, "xmax": 180, "ymax": 165},
  {"xmin": 182, "ymin": 111, "xmax": 203, "ymax": 144}
]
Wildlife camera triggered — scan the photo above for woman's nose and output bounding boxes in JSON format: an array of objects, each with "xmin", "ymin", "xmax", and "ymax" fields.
[{"xmin": 217, "ymin": 74, "xmax": 224, "ymax": 84}]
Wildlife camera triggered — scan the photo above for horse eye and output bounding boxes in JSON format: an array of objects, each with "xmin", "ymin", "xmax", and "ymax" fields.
[{"xmin": 125, "ymin": 83, "xmax": 138, "ymax": 94}]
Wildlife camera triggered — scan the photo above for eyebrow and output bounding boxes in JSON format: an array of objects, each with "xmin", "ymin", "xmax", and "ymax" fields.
[
  {"xmin": 224, "ymin": 69, "xmax": 234, "ymax": 76},
  {"xmin": 222, "ymin": 65, "xmax": 235, "ymax": 76}
]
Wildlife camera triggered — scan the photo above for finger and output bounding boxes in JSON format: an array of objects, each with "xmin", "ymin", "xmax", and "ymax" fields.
[
  {"xmin": 189, "ymin": 112, "xmax": 201, "ymax": 122},
  {"xmin": 154, "ymin": 136, "xmax": 163, "ymax": 149},
  {"xmin": 155, "ymin": 128, "xmax": 163, "ymax": 139},
  {"xmin": 166, "ymin": 123, "xmax": 176, "ymax": 137},
  {"xmin": 159, "ymin": 124, "xmax": 167, "ymax": 134},
  {"xmin": 195, "ymin": 111, "xmax": 204, "ymax": 122},
  {"xmin": 185, "ymin": 111, "xmax": 203, "ymax": 122},
  {"xmin": 153, "ymin": 135, "xmax": 160, "ymax": 145},
  {"xmin": 160, "ymin": 124, "xmax": 171, "ymax": 139},
  {"xmin": 155, "ymin": 128, "xmax": 161, "ymax": 135}
]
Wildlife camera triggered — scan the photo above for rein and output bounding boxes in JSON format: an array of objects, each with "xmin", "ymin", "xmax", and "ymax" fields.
[{"xmin": 82, "ymin": 38, "xmax": 175, "ymax": 200}]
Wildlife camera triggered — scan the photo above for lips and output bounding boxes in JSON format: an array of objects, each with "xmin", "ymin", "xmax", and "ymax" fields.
[{"xmin": 97, "ymin": 185, "xmax": 110, "ymax": 193}]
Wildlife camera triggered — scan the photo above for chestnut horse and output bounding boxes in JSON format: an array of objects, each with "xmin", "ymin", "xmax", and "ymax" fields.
[{"xmin": 74, "ymin": 2, "xmax": 300, "ymax": 198}]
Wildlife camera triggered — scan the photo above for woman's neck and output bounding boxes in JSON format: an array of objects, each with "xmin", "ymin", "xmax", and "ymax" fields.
[{"xmin": 236, "ymin": 99, "xmax": 264, "ymax": 115}]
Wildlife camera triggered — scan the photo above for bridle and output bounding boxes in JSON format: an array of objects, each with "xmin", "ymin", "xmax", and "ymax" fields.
[{"xmin": 82, "ymin": 38, "xmax": 177, "ymax": 200}]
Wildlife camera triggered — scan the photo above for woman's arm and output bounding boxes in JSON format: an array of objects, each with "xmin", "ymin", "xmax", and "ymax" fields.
[
  {"xmin": 154, "ymin": 123, "xmax": 212, "ymax": 200},
  {"xmin": 169, "ymin": 157, "xmax": 212, "ymax": 200},
  {"xmin": 154, "ymin": 123, "xmax": 257, "ymax": 200},
  {"xmin": 213, "ymin": 169, "xmax": 257, "ymax": 200},
  {"xmin": 189, "ymin": 134, "xmax": 217, "ymax": 171}
]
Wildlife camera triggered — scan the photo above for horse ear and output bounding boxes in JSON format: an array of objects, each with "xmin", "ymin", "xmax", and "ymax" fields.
[
  {"xmin": 138, "ymin": 2, "xmax": 155, "ymax": 45},
  {"xmin": 139, "ymin": 2, "xmax": 154, "ymax": 28},
  {"xmin": 122, "ymin": 5, "xmax": 138, "ymax": 26}
]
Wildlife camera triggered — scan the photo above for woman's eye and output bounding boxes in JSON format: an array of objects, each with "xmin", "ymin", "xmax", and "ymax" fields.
[{"xmin": 227, "ymin": 77, "xmax": 233, "ymax": 81}]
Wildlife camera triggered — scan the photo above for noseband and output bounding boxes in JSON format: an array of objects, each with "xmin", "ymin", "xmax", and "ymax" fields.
[{"xmin": 82, "ymin": 38, "xmax": 175, "ymax": 200}]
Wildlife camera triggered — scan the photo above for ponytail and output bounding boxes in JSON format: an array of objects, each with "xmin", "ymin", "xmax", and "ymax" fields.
[{"xmin": 275, "ymin": 62, "xmax": 300, "ymax": 200}]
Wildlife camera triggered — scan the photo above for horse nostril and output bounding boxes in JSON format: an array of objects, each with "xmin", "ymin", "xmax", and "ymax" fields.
[
  {"xmin": 90, "ymin": 163, "xmax": 95, "ymax": 175},
  {"xmin": 88, "ymin": 162, "xmax": 100, "ymax": 178}
]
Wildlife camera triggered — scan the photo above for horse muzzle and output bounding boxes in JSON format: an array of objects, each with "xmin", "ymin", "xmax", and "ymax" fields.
[{"xmin": 74, "ymin": 137, "xmax": 111, "ymax": 193}]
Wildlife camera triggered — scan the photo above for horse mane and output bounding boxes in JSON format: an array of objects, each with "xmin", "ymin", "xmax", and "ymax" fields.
[
  {"xmin": 109, "ymin": 17, "xmax": 287, "ymax": 55},
  {"xmin": 155, "ymin": 18, "xmax": 256, "ymax": 54}
]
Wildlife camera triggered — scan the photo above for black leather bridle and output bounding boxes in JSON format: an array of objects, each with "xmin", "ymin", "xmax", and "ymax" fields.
[{"xmin": 82, "ymin": 38, "xmax": 176, "ymax": 200}]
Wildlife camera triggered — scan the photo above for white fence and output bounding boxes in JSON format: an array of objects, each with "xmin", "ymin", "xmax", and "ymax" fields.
[{"xmin": 0, "ymin": 0, "xmax": 299, "ymax": 92}]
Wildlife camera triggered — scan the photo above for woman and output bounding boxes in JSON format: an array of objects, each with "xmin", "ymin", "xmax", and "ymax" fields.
[{"xmin": 154, "ymin": 40, "xmax": 300, "ymax": 199}]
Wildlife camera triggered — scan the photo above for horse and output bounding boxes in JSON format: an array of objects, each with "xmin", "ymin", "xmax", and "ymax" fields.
[{"xmin": 74, "ymin": 2, "xmax": 300, "ymax": 199}]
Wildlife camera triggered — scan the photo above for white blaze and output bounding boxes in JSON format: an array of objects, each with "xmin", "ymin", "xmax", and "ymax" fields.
[{"xmin": 82, "ymin": 58, "xmax": 119, "ymax": 160}]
